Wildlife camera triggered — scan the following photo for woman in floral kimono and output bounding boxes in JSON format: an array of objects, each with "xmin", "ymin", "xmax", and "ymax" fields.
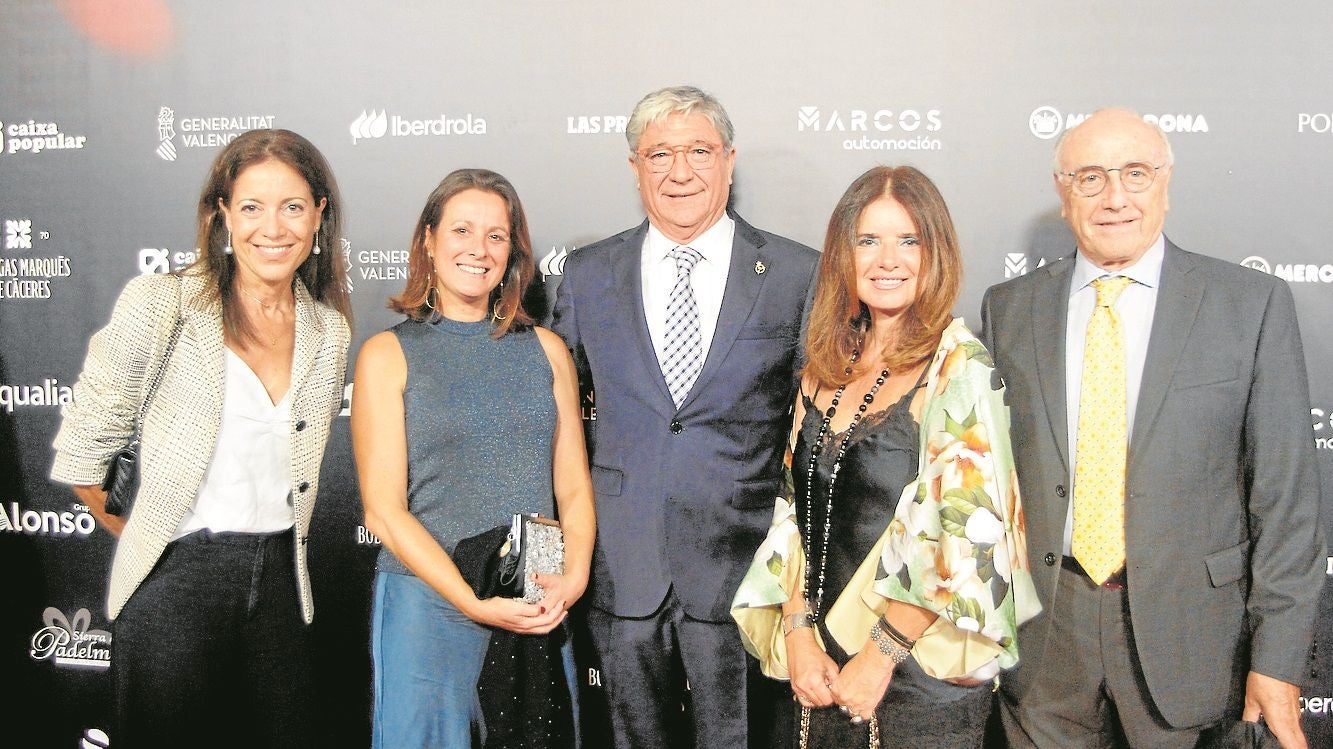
[{"xmin": 732, "ymin": 166, "xmax": 1040, "ymax": 748}]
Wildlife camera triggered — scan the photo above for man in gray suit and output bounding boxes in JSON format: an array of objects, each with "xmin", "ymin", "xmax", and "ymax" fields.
[
  {"xmin": 552, "ymin": 86, "xmax": 817, "ymax": 748},
  {"xmin": 982, "ymin": 108, "xmax": 1322, "ymax": 748}
]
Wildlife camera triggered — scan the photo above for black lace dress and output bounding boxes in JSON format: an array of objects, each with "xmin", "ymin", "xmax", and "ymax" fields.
[{"xmin": 787, "ymin": 385, "xmax": 992, "ymax": 749}]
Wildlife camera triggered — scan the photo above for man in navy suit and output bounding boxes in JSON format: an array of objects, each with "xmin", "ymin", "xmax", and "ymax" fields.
[{"xmin": 552, "ymin": 85, "xmax": 817, "ymax": 748}]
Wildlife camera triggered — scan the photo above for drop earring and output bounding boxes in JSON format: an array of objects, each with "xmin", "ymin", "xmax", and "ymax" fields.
[
  {"xmin": 223, "ymin": 230, "xmax": 233, "ymax": 255},
  {"xmin": 312, "ymin": 243, "xmax": 321, "ymax": 255}
]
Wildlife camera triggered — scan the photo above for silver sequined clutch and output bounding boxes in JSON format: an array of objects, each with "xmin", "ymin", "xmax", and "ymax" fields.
[{"xmin": 507, "ymin": 513, "xmax": 565, "ymax": 604}]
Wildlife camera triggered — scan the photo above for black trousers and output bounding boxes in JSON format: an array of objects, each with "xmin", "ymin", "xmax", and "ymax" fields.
[
  {"xmin": 109, "ymin": 528, "xmax": 316, "ymax": 749},
  {"xmin": 587, "ymin": 588, "xmax": 780, "ymax": 749}
]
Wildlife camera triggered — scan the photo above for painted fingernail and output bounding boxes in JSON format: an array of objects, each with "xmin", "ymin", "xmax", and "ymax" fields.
[{"xmin": 539, "ymin": 606, "xmax": 546, "ymax": 614}]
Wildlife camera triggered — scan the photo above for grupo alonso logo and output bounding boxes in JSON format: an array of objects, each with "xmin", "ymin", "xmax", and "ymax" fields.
[
  {"xmin": 539, "ymin": 245, "xmax": 573, "ymax": 279},
  {"xmin": 29, "ymin": 607, "xmax": 111, "ymax": 670},
  {"xmin": 1028, "ymin": 106, "xmax": 1210, "ymax": 140},
  {"xmin": 0, "ymin": 500, "xmax": 97, "ymax": 537},
  {"xmin": 1240, "ymin": 255, "xmax": 1333, "ymax": 283}
]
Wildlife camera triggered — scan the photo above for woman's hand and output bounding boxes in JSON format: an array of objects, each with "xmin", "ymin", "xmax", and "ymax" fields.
[
  {"xmin": 532, "ymin": 571, "xmax": 586, "ymax": 612},
  {"xmin": 787, "ymin": 630, "xmax": 840, "ymax": 708},
  {"xmin": 72, "ymin": 484, "xmax": 124, "ymax": 537},
  {"xmin": 465, "ymin": 595, "xmax": 568, "ymax": 635},
  {"xmin": 828, "ymin": 648, "xmax": 895, "ymax": 724}
]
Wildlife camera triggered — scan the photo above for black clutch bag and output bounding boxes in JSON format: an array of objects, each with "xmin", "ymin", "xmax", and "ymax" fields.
[{"xmin": 100, "ymin": 285, "xmax": 183, "ymax": 517}]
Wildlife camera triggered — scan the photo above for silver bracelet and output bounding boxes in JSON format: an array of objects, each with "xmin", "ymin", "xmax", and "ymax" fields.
[
  {"xmin": 869, "ymin": 621, "xmax": 912, "ymax": 664},
  {"xmin": 783, "ymin": 610, "xmax": 815, "ymax": 636}
]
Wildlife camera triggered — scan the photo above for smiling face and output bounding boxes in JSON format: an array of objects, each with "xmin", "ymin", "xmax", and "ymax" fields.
[
  {"xmin": 219, "ymin": 158, "xmax": 325, "ymax": 293},
  {"xmin": 425, "ymin": 188, "xmax": 512, "ymax": 320},
  {"xmin": 1056, "ymin": 110, "xmax": 1171, "ymax": 271},
  {"xmin": 854, "ymin": 196, "xmax": 922, "ymax": 327},
  {"xmin": 629, "ymin": 112, "xmax": 735, "ymax": 244}
]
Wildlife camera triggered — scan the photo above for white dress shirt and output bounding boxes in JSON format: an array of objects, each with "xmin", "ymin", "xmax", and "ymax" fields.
[
  {"xmin": 173, "ymin": 348, "xmax": 294, "ymax": 540},
  {"xmin": 641, "ymin": 215, "xmax": 735, "ymax": 372},
  {"xmin": 1062, "ymin": 234, "xmax": 1164, "ymax": 555}
]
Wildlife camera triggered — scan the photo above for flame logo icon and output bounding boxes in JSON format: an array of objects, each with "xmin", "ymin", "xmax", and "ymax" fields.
[
  {"xmin": 539, "ymin": 245, "xmax": 573, "ymax": 279},
  {"xmin": 350, "ymin": 110, "xmax": 388, "ymax": 144}
]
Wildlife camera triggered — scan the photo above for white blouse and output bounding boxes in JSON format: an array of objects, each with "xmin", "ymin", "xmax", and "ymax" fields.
[{"xmin": 172, "ymin": 348, "xmax": 294, "ymax": 540}]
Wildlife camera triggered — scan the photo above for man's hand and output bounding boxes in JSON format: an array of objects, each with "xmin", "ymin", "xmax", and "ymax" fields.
[{"xmin": 1243, "ymin": 671, "xmax": 1307, "ymax": 749}]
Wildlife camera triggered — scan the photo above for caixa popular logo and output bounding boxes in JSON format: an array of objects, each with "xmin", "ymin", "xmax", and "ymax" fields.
[
  {"xmin": 1028, "ymin": 106, "xmax": 1210, "ymax": 140},
  {"xmin": 29, "ymin": 607, "xmax": 111, "ymax": 670},
  {"xmin": 1, "ymin": 501, "xmax": 97, "ymax": 537}
]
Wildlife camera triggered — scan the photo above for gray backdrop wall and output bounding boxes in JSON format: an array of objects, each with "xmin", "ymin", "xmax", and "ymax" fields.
[{"xmin": 2, "ymin": 1, "xmax": 1330, "ymax": 746}]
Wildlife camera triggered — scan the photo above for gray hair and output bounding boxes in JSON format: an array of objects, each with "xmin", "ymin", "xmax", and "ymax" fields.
[
  {"xmin": 1052, "ymin": 107, "xmax": 1175, "ymax": 174},
  {"xmin": 625, "ymin": 85, "xmax": 735, "ymax": 152}
]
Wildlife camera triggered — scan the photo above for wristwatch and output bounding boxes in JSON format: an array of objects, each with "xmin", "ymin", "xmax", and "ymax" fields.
[{"xmin": 783, "ymin": 610, "xmax": 814, "ymax": 636}]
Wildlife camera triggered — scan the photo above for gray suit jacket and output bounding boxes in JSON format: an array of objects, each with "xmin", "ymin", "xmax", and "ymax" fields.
[
  {"xmin": 551, "ymin": 213, "xmax": 817, "ymax": 622},
  {"xmin": 981, "ymin": 239, "xmax": 1323, "ymax": 728},
  {"xmin": 52, "ymin": 271, "xmax": 350, "ymax": 622}
]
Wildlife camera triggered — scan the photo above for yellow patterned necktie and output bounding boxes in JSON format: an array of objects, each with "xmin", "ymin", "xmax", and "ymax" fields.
[{"xmin": 1072, "ymin": 275, "xmax": 1135, "ymax": 585}]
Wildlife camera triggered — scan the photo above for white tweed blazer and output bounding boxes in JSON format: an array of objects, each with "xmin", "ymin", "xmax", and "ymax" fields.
[{"xmin": 51, "ymin": 270, "xmax": 350, "ymax": 622}]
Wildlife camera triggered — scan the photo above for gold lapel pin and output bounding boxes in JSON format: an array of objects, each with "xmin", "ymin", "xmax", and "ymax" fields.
[{"xmin": 754, "ymin": 260, "xmax": 766, "ymax": 275}]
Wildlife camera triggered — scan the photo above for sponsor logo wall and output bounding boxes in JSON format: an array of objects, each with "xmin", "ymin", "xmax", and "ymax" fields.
[{"xmin": 2, "ymin": 3, "xmax": 1331, "ymax": 745}]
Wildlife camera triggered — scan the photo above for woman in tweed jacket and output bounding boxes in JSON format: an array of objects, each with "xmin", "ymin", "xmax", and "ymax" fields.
[{"xmin": 51, "ymin": 129, "xmax": 351, "ymax": 748}]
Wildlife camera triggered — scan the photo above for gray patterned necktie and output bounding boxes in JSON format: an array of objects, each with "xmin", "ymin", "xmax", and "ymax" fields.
[{"xmin": 661, "ymin": 246, "xmax": 704, "ymax": 407}]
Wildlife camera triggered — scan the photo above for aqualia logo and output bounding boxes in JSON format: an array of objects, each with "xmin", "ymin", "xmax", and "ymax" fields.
[{"xmin": 29, "ymin": 608, "xmax": 111, "ymax": 670}]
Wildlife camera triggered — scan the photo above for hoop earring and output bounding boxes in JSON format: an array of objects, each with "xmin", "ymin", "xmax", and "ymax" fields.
[
  {"xmin": 424, "ymin": 270, "xmax": 437, "ymax": 311},
  {"xmin": 491, "ymin": 280, "xmax": 507, "ymax": 322},
  {"xmin": 223, "ymin": 230, "xmax": 233, "ymax": 255}
]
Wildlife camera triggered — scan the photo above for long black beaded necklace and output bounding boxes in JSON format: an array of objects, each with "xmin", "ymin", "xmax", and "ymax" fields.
[{"xmin": 802, "ymin": 345, "xmax": 891, "ymax": 621}]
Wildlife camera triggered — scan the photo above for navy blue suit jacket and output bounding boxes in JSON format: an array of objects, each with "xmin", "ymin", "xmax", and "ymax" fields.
[{"xmin": 552, "ymin": 213, "xmax": 817, "ymax": 622}]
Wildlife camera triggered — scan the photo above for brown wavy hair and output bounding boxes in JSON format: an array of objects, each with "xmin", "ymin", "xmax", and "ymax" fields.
[
  {"xmin": 194, "ymin": 129, "xmax": 351, "ymax": 345},
  {"xmin": 389, "ymin": 169, "xmax": 534, "ymax": 338},
  {"xmin": 804, "ymin": 165, "xmax": 961, "ymax": 387}
]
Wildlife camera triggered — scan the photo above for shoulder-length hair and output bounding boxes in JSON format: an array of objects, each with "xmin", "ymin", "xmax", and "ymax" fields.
[
  {"xmin": 194, "ymin": 129, "xmax": 351, "ymax": 344},
  {"xmin": 389, "ymin": 169, "xmax": 535, "ymax": 338},
  {"xmin": 805, "ymin": 165, "xmax": 962, "ymax": 387}
]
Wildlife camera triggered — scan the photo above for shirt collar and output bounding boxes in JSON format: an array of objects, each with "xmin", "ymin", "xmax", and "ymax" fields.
[
  {"xmin": 645, "ymin": 214, "xmax": 736, "ymax": 266},
  {"xmin": 1071, "ymin": 234, "xmax": 1165, "ymax": 295}
]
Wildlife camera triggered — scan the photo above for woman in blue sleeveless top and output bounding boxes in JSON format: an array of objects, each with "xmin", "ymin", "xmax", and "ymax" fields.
[{"xmin": 351, "ymin": 169, "xmax": 595, "ymax": 747}]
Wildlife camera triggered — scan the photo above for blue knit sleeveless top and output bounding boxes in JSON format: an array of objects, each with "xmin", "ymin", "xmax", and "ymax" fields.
[{"xmin": 376, "ymin": 316, "xmax": 556, "ymax": 576}]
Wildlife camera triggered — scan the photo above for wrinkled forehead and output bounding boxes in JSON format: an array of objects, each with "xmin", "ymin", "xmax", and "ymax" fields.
[
  {"xmin": 1058, "ymin": 119, "xmax": 1167, "ymax": 170},
  {"xmin": 636, "ymin": 112, "xmax": 724, "ymax": 150}
]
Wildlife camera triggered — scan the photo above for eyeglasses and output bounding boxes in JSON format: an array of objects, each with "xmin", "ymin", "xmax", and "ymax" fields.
[
  {"xmin": 1057, "ymin": 162, "xmax": 1167, "ymax": 197},
  {"xmin": 635, "ymin": 143, "xmax": 723, "ymax": 173}
]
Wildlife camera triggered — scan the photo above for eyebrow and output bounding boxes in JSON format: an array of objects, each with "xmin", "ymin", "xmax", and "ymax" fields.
[{"xmin": 640, "ymin": 138, "xmax": 715, "ymax": 149}]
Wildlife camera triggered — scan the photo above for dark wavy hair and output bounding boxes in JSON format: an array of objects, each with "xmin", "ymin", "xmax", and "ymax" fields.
[
  {"xmin": 805, "ymin": 165, "xmax": 962, "ymax": 387},
  {"xmin": 193, "ymin": 129, "xmax": 351, "ymax": 344},
  {"xmin": 389, "ymin": 168, "xmax": 535, "ymax": 338}
]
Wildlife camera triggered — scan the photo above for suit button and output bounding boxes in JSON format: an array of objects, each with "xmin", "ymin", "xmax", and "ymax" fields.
[
  {"xmin": 1055, "ymin": 484, "xmax": 1067, "ymax": 497},
  {"xmin": 669, "ymin": 420, "xmax": 683, "ymax": 434},
  {"xmin": 298, "ymin": 481, "xmax": 310, "ymax": 493},
  {"xmin": 295, "ymin": 420, "xmax": 307, "ymax": 431},
  {"xmin": 1044, "ymin": 552, "xmax": 1057, "ymax": 566}
]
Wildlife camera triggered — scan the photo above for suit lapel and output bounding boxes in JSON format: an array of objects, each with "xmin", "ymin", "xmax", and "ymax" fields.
[
  {"xmin": 611, "ymin": 222, "xmax": 675, "ymax": 408},
  {"xmin": 679, "ymin": 216, "xmax": 766, "ymax": 411},
  {"xmin": 1129, "ymin": 241, "xmax": 1201, "ymax": 472},
  {"xmin": 1033, "ymin": 257, "xmax": 1074, "ymax": 475}
]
